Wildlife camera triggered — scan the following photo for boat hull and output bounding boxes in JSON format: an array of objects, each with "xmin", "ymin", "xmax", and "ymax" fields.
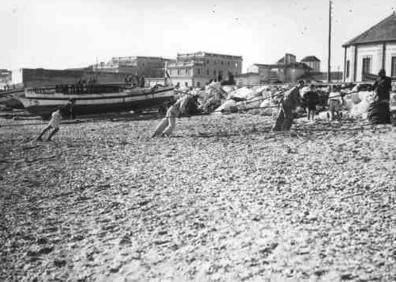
[{"xmin": 18, "ymin": 87, "xmax": 175, "ymax": 116}]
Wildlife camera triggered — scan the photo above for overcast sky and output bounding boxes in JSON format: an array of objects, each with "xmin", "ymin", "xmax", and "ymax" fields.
[{"xmin": 1, "ymin": 0, "xmax": 396, "ymax": 72}]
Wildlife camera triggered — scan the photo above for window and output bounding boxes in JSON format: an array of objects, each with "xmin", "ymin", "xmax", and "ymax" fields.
[
  {"xmin": 392, "ymin": 57, "xmax": 396, "ymax": 77},
  {"xmin": 196, "ymin": 81, "xmax": 200, "ymax": 87},
  {"xmin": 227, "ymin": 61, "xmax": 230, "ymax": 66},
  {"xmin": 346, "ymin": 60, "xmax": 350, "ymax": 78},
  {"xmin": 206, "ymin": 69, "xmax": 209, "ymax": 76},
  {"xmin": 185, "ymin": 82, "xmax": 188, "ymax": 87},
  {"xmin": 221, "ymin": 61, "xmax": 224, "ymax": 65},
  {"xmin": 197, "ymin": 68, "xmax": 201, "ymax": 75},
  {"xmin": 177, "ymin": 69, "xmax": 180, "ymax": 75},
  {"xmin": 214, "ymin": 70, "xmax": 217, "ymax": 76},
  {"xmin": 362, "ymin": 57, "xmax": 371, "ymax": 80}
]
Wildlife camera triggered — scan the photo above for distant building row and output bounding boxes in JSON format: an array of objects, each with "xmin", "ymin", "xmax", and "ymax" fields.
[
  {"xmin": 91, "ymin": 52, "xmax": 321, "ymax": 87},
  {"xmin": 236, "ymin": 54, "xmax": 331, "ymax": 86},
  {"xmin": 93, "ymin": 56, "xmax": 171, "ymax": 78}
]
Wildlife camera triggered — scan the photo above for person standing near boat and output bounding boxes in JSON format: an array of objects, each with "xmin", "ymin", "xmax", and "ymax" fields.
[{"xmin": 36, "ymin": 106, "xmax": 63, "ymax": 141}]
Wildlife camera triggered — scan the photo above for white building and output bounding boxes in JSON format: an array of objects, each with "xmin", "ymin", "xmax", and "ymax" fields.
[
  {"xmin": 343, "ymin": 13, "xmax": 396, "ymax": 82},
  {"xmin": 300, "ymin": 56, "xmax": 321, "ymax": 72},
  {"xmin": 167, "ymin": 52, "xmax": 242, "ymax": 88}
]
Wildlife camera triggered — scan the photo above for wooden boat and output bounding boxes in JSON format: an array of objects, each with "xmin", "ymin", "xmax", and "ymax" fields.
[{"xmin": 18, "ymin": 84, "xmax": 175, "ymax": 117}]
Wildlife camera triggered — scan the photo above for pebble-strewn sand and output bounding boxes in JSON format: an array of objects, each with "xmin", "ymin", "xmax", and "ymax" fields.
[{"xmin": 1, "ymin": 114, "xmax": 395, "ymax": 282}]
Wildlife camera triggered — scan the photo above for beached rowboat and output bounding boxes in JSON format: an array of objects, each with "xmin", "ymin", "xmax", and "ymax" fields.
[{"xmin": 18, "ymin": 84, "xmax": 175, "ymax": 117}]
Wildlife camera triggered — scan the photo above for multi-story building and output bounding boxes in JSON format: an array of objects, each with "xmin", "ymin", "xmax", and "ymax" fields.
[
  {"xmin": 343, "ymin": 13, "xmax": 396, "ymax": 82},
  {"xmin": 93, "ymin": 56, "xmax": 170, "ymax": 78},
  {"xmin": 301, "ymin": 56, "xmax": 321, "ymax": 72},
  {"xmin": 276, "ymin": 53, "xmax": 296, "ymax": 65},
  {"xmin": 166, "ymin": 51, "xmax": 243, "ymax": 88},
  {"xmin": 0, "ymin": 69, "xmax": 12, "ymax": 89},
  {"xmin": 245, "ymin": 54, "xmax": 312, "ymax": 84}
]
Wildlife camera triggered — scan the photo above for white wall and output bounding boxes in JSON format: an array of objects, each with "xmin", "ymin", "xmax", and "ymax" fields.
[
  {"xmin": 356, "ymin": 44, "xmax": 382, "ymax": 81},
  {"xmin": 385, "ymin": 43, "xmax": 396, "ymax": 77},
  {"xmin": 345, "ymin": 43, "xmax": 396, "ymax": 82},
  {"xmin": 247, "ymin": 65, "xmax": 260, "ymax": 73},
  {"xmin": 11, "ymin": 69, "xmax": 23, "ymax": 85},
  {"xmin": 345, "ymin": 46, "xmax": 355, "ymax": 82}
]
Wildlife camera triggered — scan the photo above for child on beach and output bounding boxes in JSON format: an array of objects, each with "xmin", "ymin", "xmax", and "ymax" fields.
[
  {"xmin": 327, "ymin": 85, "xmax": 344, "ymax": 120},
  {"xmin": 36, "ymin": 107, "xmax": 62, "ymax": 141},
  {"xmin": 303, "ymin": 84, "xmax": 319, "ymax": 121}
]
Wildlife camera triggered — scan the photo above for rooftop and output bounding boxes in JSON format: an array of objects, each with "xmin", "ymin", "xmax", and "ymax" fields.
[
  {"xmin": 252, "ymin": 62, "xmax": 312, "ymax": 70},
  {"xmin": 343, "ymin": 13, "xmax": 396, "ymax": 47},
  {"xmin": 177, "ymin": 51, "xmax": 242, "ymax": 59},
  {"xmin": 301, "ymin": 56, "xmax": 320, "ymax": 62}
]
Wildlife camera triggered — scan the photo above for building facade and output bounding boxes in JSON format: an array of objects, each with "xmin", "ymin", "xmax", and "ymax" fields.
[
  {"xmin": 166, "ymin": 51, "xmax": 243, "ymax": 88},
  {"xmin": 11, "ymin": 68, "xmax": 129, "ymax": 88},
  {"xmin": 301, "ymin": 56, "xmax": 321, "ymax": 72},
  {"xmin": 343, "ymin": 13, "xmax": 396, "ymax": 82},
  {"xmin": 276, "ymin": 53, "xmax": 296, "ymax": 65},
  {"xmin": 93, "ymin": 56, "xmax": 170, "ymax": 78},
  {"xmin": 246, "ymin": 54, "xmax": 315, "ymax": 84},
  {"xmin": 0, "ymin": 69, "xmax": 12, "ymax": 89},
  {"xmin": 235, "ymin": 73, "xmax": 262, "ymax": 87},
  {"xmin": 246, "ymin": 53, "xmax": 313, "ymax": 84}
]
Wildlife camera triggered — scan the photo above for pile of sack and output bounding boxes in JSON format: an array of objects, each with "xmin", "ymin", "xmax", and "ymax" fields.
[
  {"xmin": 213, "ymin": 85, "xmax": 285, "ymax": 115},
  {"xmin": 343, "ymin": 91, "xmax": 376, "ymax": 119}
]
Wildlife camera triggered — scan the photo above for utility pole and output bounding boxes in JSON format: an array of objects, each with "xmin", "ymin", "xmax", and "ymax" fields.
[{"xmin": 327, "ymin": 0, "xmax": 332, "ymax": 83}]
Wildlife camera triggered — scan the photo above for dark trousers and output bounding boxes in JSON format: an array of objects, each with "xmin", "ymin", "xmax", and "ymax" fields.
[
  {"xmin": 37, "ymin": 126, "xmax": 59, "ymax": 141},
  {"xmin": 272, "ymin": 105, "xmax": 294, "ymax": 131}
]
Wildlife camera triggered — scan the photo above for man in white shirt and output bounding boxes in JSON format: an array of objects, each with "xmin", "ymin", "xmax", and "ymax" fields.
[
  {"xmin": 152, "ymin": 95, "xmax": 193, "ymax": 137},
  {"xmin": 36, "ymin": 107, "xmax": 62, "ymax": 141}
]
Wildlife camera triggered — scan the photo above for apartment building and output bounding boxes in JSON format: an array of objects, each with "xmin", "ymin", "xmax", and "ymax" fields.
[
  {"xmin": 93, "ymin": 56, "xmax": 170, "ymax": 78},
  {"xmin": 166, "ymin": 51, "xmax": 243, "ymax": 88}
]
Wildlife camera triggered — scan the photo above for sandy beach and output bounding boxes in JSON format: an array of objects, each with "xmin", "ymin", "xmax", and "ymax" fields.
[{"xmin": 1, "ymin": 113, "xmax": 395, "ymax": 281}]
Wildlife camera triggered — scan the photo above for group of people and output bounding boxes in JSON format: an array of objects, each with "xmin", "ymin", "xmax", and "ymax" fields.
[
  {"xmin": 153, "ymin": 69, "xmax": 393, "ymax": 137},
  {"xmin": 2, "ymin": 84, "xmax": 15, "ymax": 91},
  {"xmin": 55, "ymin": 78, "xmax": 97, "ymax": 94},
  {"xmin": 272, "ymin": 69, "xmax": 393, "ymax": 131},
  {"xmin": 36, "ymin": 69, "xmax": 393, "ymax": 141}
]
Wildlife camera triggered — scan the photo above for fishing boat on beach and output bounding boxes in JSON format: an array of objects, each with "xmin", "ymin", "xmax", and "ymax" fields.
[{"xmin": 18, "ymin": 84, "xmax": 175, "ymax": 118}]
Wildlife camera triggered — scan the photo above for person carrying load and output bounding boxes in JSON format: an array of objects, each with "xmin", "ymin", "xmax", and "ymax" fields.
[
  {"xmin": 368, "ymin": 69, "xmax": 391, "ymax": 124},
  {"xmin": 272, "ymin": 80, "xmax": 305, "ymax": 131},
  {"xmin": 36, "ymin": 106, "xmax": 63, "ymax": 141},
  {"xmin": 152, "ymin": 94, "xmax": 197, "ymax": 137}
]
